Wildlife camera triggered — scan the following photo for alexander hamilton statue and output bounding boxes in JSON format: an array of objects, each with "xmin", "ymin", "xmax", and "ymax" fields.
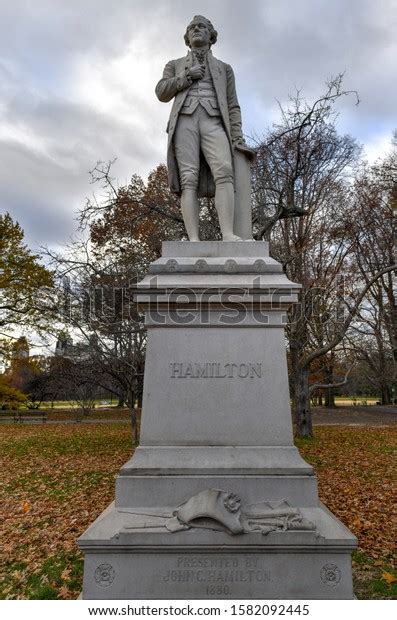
[{"xmin": 155, "ymin": 15, "xmax": 254, "ymax": 241}]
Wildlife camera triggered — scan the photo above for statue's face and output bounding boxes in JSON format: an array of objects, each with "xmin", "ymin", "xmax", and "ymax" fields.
[{"xmin": 187, "ymin": 19, "xmax": 211, "ymax": 48}]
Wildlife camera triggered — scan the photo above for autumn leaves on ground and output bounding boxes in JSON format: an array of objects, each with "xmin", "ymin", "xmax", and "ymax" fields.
[{"xmin": 0, "ymin": 422, "xmax": 396, "ymax": 600}]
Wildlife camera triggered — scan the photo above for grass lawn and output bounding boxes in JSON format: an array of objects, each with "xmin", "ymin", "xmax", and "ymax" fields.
[
  {"xmin": 0, "ymin": 423, "xmax": 395, "ymax": 599},
  {"xmin": 0, "ymin": 406, "xmax": 134, "ymax": 419},
  {"xmin": 44, "ymin": 407, "xmax": 133, "ymax": 422}
]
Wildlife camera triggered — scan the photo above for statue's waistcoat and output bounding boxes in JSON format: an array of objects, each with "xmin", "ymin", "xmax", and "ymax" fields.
[{"xmin": 180, "ymin": 61, "xmax": 221, "ymax": 117}]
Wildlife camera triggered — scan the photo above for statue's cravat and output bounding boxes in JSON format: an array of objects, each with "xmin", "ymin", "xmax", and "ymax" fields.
[{"xmin": 192, "ymin": 49, "xmax": 207, "ymax": 66}]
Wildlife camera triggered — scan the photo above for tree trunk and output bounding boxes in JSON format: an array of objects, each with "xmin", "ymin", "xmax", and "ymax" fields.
[
  {"xmin": 325, "ymin": 352, "xmax": 336, "ymax": 409},
  {"xmin": 293, "ymin": 366, "xmax": 313, "ymax": 438},
  {"xmin": 381, "ymin": 384, "xmax": 392, "ymax": 405},
  {"xmin": 129, "ymin": 407, "xmax": 138, "ymax": 443},
  {"xmin": 325, "ymin": 386, "xmax": 335, "ymax": 408},
  {"xmin": 127, "ymin": 389, "xmax": 139, "ymax": 443}
]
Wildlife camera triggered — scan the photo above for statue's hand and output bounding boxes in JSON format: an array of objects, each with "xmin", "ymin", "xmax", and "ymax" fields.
[
  {"xmin": 189, "ymin": 64, "xmax": 205, "ymax": 80},
  {"xmin": 234, "ymin": 140, "xmax": 257, "ymax": 160}
]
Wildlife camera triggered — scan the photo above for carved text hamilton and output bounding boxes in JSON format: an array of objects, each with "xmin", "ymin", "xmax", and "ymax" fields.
[{"xmin": 170, "ymin": 362, "xmax": 262, "ymax": 379}]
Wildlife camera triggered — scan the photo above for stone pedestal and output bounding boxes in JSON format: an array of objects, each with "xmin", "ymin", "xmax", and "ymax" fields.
[{"xmin": 78, "ymin": 242, "xmax": 356, "ymax": 599}]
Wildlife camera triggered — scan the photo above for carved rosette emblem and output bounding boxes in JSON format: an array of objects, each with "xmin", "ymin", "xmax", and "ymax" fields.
[
  {"xmin": 94, "ymin": 563, "xmax": 115, "ymax": 587},
  {"xmin": 223, "ymin": 493, "xmax": 241, "ymax": 513},
  {"xmin": 320, "ymin": 564, "xmax": 341, "ymax": 587},
  {"xmin": 254, "ymin": 259, "xmax": 266, "ymax": 273},
  {"xmin": 195, "ymin": 259, "xmax": 208, "ymax": 272},
  {"xmin": 224, "ymin": 259, "xmax": 237, "ymax": 273},
  {"xmin": 166, "ymin": 259, "xmax": 178, "ymax": 272}
]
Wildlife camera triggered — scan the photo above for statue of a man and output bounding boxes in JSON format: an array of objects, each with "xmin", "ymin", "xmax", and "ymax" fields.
[{"xmin": 155, "ymin": 15, "xmax": 253, "ymax": 241}]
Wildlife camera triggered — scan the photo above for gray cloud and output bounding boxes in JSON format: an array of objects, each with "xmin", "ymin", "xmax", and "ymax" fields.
[{"xmin": 0, "ymin": 0, "xmax": 395, "ymax": 248}]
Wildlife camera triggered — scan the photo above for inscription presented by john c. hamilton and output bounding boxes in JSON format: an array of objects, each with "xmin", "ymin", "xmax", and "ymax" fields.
[
  {"xmin": 170, "ymin": 362, "xmax": 262, "ymax": 379},
  {"xmin": 162, "ymin": 556, "xmax": 271, "ymax": 596}
]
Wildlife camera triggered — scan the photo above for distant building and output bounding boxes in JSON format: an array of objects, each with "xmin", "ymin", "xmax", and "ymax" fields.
[
  {"xmin": 11, "ymin": 336, "xmax": 30, "ymax": 360},
  {"xmin": 55, "ymin": 332, "xmax": 96, "ymax": 362},
  {"xmin": 54, "ymin": 333, "xmax": 74, "ymax": 357}
]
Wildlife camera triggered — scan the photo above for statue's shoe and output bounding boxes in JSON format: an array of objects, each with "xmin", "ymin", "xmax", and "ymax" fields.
[{"xmin": 222, "ymin": 234, "xmax": 242, "ymax": 241}]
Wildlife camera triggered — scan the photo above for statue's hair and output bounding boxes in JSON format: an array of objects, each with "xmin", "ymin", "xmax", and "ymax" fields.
[{"xmin": 184, "ymin": 15, "xmax": 218, "ymax": 47}]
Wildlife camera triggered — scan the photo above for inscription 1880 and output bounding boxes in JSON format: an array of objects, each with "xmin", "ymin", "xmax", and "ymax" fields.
[{"xmin": 162, "ymin": 556, "xmax": 271, "ymax": 596}]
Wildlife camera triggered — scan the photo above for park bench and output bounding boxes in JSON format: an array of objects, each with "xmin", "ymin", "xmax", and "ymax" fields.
[
  {"xmin": 13, "ymin": 411, "xmax": 48, "ymax": 424},
  {"xmin": 0, "ymin": 411, "xmax": 16, "ymax": 421}
]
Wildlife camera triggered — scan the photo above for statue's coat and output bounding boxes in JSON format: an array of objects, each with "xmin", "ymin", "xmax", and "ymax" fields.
[{"xmin": 155, "ymin": 50, "xmax": 243, "ymax": 197}]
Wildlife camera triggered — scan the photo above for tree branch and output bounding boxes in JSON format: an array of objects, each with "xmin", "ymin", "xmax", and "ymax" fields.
[
  {"xmin": 302, "ymin": 263, "xmax": 397, "ymax": 367},
  {"xmin": 309, "ymin": 362, "xmax": 355, "ymax": 393}
]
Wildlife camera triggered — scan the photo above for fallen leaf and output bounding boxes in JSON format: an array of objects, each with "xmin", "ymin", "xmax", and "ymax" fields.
[{"xmin": 382, "ymin": 571, "xmax": 397, "ymax": 584}]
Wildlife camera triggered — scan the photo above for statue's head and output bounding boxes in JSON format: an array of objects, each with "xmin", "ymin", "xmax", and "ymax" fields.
[{"xmin": 184, "ymin": 15, "xmax": 218, "ymax": 49}]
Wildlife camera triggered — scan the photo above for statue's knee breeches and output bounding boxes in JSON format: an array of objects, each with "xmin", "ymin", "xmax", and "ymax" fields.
[
  {"xmin": 199, "ymin": 113, "xmax": 233, "ymax": 185},
  {"xmin": 178, "ymin": 168, "xmax": 200, "ymax": 190},
  {"xmin": 173, "ymin": 113, "xmax": 200, "ymax": 190},
  {"xmin": 173, "ymin": 107, "xmax": 233, "ymax": 190},
  {"xmin": 211, "ymin": 162, "xmax": 233, "ymax": 186}
]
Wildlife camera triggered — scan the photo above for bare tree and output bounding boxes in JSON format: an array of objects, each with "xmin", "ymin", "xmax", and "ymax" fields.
[
  {"xmin": 346, "ymin": 145, "xmax": 397, "ymax": 403},
  {"xmin": 251, "ymin": 74, "xmax": 360, "ymax": 238},
  {"xmin": 44, "ymin": 241, "xmax": 146, "ymax": 441},
  {"xmin": 251, "ymin": 78, "xmax": 396, "ymax": 436},
  {"xmin": 44, "ymin": 165, "xmax": 188, "ymax": 441}
]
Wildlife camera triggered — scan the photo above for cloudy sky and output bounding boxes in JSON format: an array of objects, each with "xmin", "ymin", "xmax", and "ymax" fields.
[{"xmin": 1, "ymin": 0, "xmax": 396, "ymax": 250}]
